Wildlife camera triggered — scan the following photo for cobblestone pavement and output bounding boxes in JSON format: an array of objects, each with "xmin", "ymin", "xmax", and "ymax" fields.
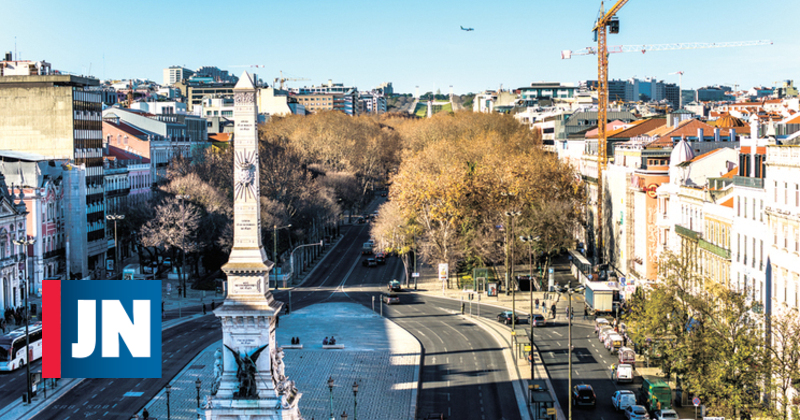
[{"xmin": 138, "ymin": 302, "xmax": 420, "ymax": 420}]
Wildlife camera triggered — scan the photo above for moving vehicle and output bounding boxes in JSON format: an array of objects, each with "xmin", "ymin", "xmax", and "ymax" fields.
[
  {"xmin": 585, "ymin": 281, "xmax": 619, "ymax": 314},
  {"xmin": 612, "ymin": 390, "xmax": 636, "ymax": 411},
  {"xmin": 357, "ymin": 217, "xmax": 367, "ymax": 224},
  {"xmin": 381, "ymin": 293, "xmax": 400, "ymax": 304},
  {"xmin": 0, "ymin": 323, "xmax": 43, "ymax": 371},
  {"xmin": 531, "ymin": 314, "xmax": 546, "ymax": 327},
  {"xmin": 614, "ymin": 363, "xmax": 634, "ymax": 383},
  {"xmin": 653, "ymin": 409, "xmax": 679, "ymax": 420},
  {"xmin": 362, "ymin": 242, "xmax": 373, "ymax": 255},
  {"xmin": 640, "ymin": 375, "xmax": 672, "ymax": 412},
  {"xmin": 375, "ymin": 252, "xmax": 386, "ymax": 264},
  {"xmin": 388, "ymin": 280, "xmax": 402, "ymax": 292},
  {"xmin": 362, "ymin": 258, "xmax": 377, "ymax": 267},
  {"xmin": 619, "ymin": 346, "xmax": 636, "ymax": 368},
  {"xmin": 624, "ymin": 405, "xmax": 650, "ymax": 420},
  {"xmin": 572, "ymin": 384, "xmax": 596, "ymax": 407},
  {"xmin": 497, "ymin": 311, "xmax": 518, "ymax": 325}
]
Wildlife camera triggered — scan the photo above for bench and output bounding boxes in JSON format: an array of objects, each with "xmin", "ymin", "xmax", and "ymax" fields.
[
  {"xmin": 322, "ymin": 344, "xmax": 345, "ymax": 349},
  {"xmin": 282, "ymin": 344, "xmax": 303, "ymax": 349}
]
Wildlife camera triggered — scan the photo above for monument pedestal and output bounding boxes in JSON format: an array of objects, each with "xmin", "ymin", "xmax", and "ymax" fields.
[{"xmin": 204, "ymin": 71, "xmax": 302, "ymax": 420}]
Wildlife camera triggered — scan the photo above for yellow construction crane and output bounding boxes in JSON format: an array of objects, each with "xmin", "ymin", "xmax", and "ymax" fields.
[
  {"xmin": 273, "ymin": 70, "xmax": 309, "ymax": 90},
  {"xmin": 592, "ymin": 0, "xmax": 628, "ymax": 266}
]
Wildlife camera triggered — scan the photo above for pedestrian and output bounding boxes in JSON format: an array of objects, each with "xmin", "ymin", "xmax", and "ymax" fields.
[
  {"xmin": 623, "ymin": 335, "xmax": 628, "ymax": 347},
  {"xmin": 323, "ymin": 336, "xmax": 329, "ymax": 345},
  {"xmin": 584, "ymin": 306, "xmax": 589, "ymax": 320},
  {"xmin": 535, "ymin": 298, "xmax": 539, "ymax": 311},
  {"xmin": 142, "ymin": 408, "xmax": 150, "ymax": 420},
  {"xmin": 565, "ymin": 307, "xmax": 569, "ymax": 318},
  {"xmin": 550, "ymin": 304, "xmax": 556, "ymax": 318},
  {"xmin": 296, "ymin": 336, "xmax": 300, "ymax": 345},
  {"xmin": 211, "ymin": 300, "xmax": 215, "ymax": 310},
  {"xmin": 202, "ymin": 303, "xmax": 207, "ymax": 315}
]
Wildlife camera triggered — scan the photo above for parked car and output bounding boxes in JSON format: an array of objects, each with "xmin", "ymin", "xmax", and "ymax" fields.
[
  {"xmin": 594, "ymin": 317, "xmax": 610, "ymax": 332},
  {"xmin": 612, "ymin": 390, "xmax": 637, "ymax": 411},
  {"xmin": 357, "ymin": 217, "xmax": 367, "ymax": 224},
  {"xmin": 624, "ymin": 405, "xmax": 650, "ymax": 420},
  {"xmin": 531, "ymin": 314, "xmax": 546, "ymax": 327},
  {"xmin": 653, "ymin": 409, "xmax": 679, "ymax": 420},
  {"xmin": 618, "ymin": 346, "xmax": 636, "ymax": 368},
  {"xmin": 614, "ymin": 363, "xmax": 634, "ymax": 383},
  {"xmin": 599, "ymin": 326, "xmax": 615, "ymax": 342},
  {"xmin": 381, "ymin": 293, "xmax": 400, "ymax": 304},
  {"xmin": 380, "ymin": 192, "xmax": 387, "ymax": 197},
  {"xmin": 162, "ymin": 257, "xmax": 172, "ymax": 267},
  {"xmin": 605, "ymin": 333, "xmax": 624, "ymax": 353},
  {"xmin": 388, "ymin": 280, "xmax": 402, "ymax": 292},
  {"xmin": 375, "ymin": 252, "xmax": 386, "ymax": 264},
  {"xmin": 572, "ymin": 384, "xmax": 596, "ymax": 407},
  {"xmin": 497, "ymin": 311, "xmax": 519, "ymax": 325},
  {"xmin": 362, "ymin": 258, "xmax": 377, "ymax": 267}
]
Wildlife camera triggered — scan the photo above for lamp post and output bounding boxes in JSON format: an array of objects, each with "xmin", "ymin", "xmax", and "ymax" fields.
[
  {"xmin": 272, "ymin": 224, "xmax": 292, "ymax": 290},
  {"xmin": 165, "ymin": 383, "xmax": 172, "ymax": 420},
  {"xmin": 352, "ymin": 380, "xmax": 359, "ymax": 420},
  {"xmin": 520, "ymin": 235, "xmax": 540, "ymax": 383},
  {"xmin": 176, "ymin": 195, "xmax": 190, "ymax": 298},
  {"xmin": 106, "ymin": 214, "xmax": 125, "ymax": 278},
  {"xmin": 340, "ymin": 411, "xmax": 348, "ymax": 420},
  {"xmin": 13, "ymin": 238, "xmax": 34, "ymax": 405},
  {"xmin": 195, "ymin": 377, "xmax": 201, "ymax": 408},
  {"xmin": 327, "ymin": 376, "xmax": 334, "ymax": 420},
  {"xmin": 558, "ymin": 284, "xmax": 585, "ymax": 420},
  {"xmin": 503, "ymin": 209, "xmax": 521, "ymax": 336},
  {"xmin": 289, "ymin": 241, "xmax": 323, "ymax": 284}
]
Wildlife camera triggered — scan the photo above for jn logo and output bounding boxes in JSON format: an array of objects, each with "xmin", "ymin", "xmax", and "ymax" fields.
[{"xmin": 43, "ymin": 280, "xmax": 161, "ymax": 379}]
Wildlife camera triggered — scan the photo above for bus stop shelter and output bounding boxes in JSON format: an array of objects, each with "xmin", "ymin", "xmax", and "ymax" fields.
[{"xmin": 528, "ymin": 380, "xmax": 556, "ymax": 420}]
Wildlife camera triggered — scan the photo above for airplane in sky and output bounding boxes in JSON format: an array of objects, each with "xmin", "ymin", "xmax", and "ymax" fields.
[{"xmin": 460, "ymin": 26, "xmax": 474, "ymax": 31}]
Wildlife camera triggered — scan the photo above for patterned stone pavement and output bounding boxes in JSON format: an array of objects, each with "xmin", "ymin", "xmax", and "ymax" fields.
[{"xmin": 139, "ymin": 302, "xmax": 420, "ymax": 420}]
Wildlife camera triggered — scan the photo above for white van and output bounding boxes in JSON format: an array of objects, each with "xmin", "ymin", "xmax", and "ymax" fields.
[
  {"xmin": 615, "ymin": 363, "xmax": 633, "ymax": 383},
  {"xmin": 612, "ymin": 390, "xmax": 636, "ymax": 411}
]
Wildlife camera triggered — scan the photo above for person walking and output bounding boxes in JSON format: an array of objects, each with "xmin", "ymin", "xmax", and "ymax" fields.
[
  {"xmin": 550, "ymin": 304, "xmax": 556, "ymax": 319},
  {"xmin": 535, "ymin": 298, "xmax": 539, "ymax": 311},
  {"xmin": 202, "ymin": 303, "xmax": 207, "ymax": 315},
  {"xmin": 584, "ymin": 306, "xmax": 589, "ymax": 320}
]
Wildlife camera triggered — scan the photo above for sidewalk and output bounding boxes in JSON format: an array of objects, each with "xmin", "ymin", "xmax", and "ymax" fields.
[{"xmin": 136, "ymin": 302, "xmax": 421, "ymax": 420}]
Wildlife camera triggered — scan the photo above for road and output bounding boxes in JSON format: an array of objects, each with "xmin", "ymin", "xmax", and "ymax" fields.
[
  {"xmin": 21, "ymin": 198, "xmax": 524, "ymax": 420},
  {"xmin": 533, "ymin": 306, "xmax": 640, "ymax": 420}
]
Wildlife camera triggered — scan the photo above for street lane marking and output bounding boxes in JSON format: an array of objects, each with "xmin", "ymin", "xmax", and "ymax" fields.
[{"xmin": 124, "ymin": 391, "xmax": 144, "ymax": 397}]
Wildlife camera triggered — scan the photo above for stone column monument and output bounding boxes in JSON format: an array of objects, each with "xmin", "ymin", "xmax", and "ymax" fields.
[{"xmin": 205, "ymin": 72, "xmax": 302, "ymax": 420}]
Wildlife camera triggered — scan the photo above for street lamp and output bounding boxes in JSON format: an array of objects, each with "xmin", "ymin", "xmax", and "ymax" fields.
[
  {"xmin": 176, "ymin": 195, "xmax": 191, "ymax": 298},
  {"xmin": 557, "ymin": 284, "xmax": 585, "ymax": 420},
  {"xmin": 106, "ymin": 214, "xmax": 125, "ymax": 278},
  {"xmin": 195, "ymin": 377, "xmax": 201, "ymax": 408},
  {"xmin": 520, "ymin": 235, "xmax": 540, "ymax": 383},
  {"xmin": 503, "ymin": 209, "xmax": 521, "ymax": 337},
  {"xmin": 165, "ymin": 383, "xmax": 172, "ymax": 420},
  {"xmin": 340, "ymin": 411, "xmax": 348, "ymax": 420},
  {"xmin": 272, "ymin": 224, "xmax": 292, "ymax": 290},
  {"xmin": 352, "ymin": 380, "xmax": 359, "ymax": 420},
  {"xmin": 13, "ymin": 237, "xmax": 34, "ymax": 405},
  {"xmin": 289, "ymin": 241, "xmax": 323, "ymax": 285},
  {"xmin": 327, "ymin": 376, "xmax": 335, "ymax": 420}
]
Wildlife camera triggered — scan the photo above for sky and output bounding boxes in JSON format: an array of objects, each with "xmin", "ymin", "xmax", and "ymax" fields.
[{"xmin": 3, "ymin": 0, "xmax": 799, "ymax": 94}]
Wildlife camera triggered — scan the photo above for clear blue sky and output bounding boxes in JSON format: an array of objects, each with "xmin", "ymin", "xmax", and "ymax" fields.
[{"xmin": 4, "ymin": 0, "xmax": 798, "ymax": 94}]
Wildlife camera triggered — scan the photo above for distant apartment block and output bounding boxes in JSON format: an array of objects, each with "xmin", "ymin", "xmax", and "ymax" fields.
[
  {"xmin": 292, "ymin": 81, "xmax": 359, "ymax": 115},
  {"xmin": 163, "ymin": 65, "xmax": 194, "ymax": 86}
]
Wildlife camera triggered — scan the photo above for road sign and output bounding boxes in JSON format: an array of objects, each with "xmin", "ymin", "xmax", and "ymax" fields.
[
  {"xmin": 524, "ymin": 345, "xmax": 531, "ymax": 352},
  {"xmin": 412, "ymin": 272, "xmax": 420, "ymax": 278},
  {"xmin": 547, "ymin": 408, "xmax": 556, "ymax": 415},
  {"xmin": 693, "ymin": 397, "xmax": 701, "ymax": 406}
]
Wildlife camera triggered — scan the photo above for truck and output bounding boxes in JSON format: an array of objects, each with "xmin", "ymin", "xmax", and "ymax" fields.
[{"xmin": 584, "ymin": 281, "xmax": 619, "ymax": 314}]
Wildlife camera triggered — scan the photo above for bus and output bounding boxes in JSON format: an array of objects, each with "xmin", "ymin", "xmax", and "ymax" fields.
[{"xmin": 0, "ymin": 323, "xmax": 43, "ymax": 371}]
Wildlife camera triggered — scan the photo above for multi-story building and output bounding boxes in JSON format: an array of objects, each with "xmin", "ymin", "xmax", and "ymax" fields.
[
  {"xmin": 518, "ymin": 82, "xmax": 577, "ymax": 102},
  {"xmin": 358, "ymin": 91, "xmax": 387, "ymax": 115},
  {"xmin": 0, "ymin": 167, "xmax": 30, "ymax": 308},
  {"xmin": 130, "ymin": 100, "xmax": 187, "ymax": 115},
  {"xmin": 163, "ymin": 66, "xmax": 194, "ymax": 86},
  {"xmin": 0, "ymin": 73, "xmax": 106, "ymax": 279},
  {"xmin": 192, "ymin": 66, "xmax": 238, "ymax": 84},
  {"xmin": 294, "ymin": 93, "xmax": 334, "ymax": 113},
  {"xmin": 257, "ymin": 88, "xmax": 305, "ymax": 117},
  {"xmin": 102, "ymin": 107, "xmax": 203, "ymax": 181},
  {"xmin": 292, "ymin": 81, "xmax": 359, "ymax": 115},
  {"xmin": 197, "ymin": 96, "xmax": 235, "ymax": 118},
  {"xmin": 175, "ymin": 80, "xmax": 236, "ymax": 112}
]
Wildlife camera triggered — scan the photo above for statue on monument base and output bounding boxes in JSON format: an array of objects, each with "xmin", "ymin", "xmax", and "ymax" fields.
[{"xmin": 225, "ymin": 344, "xmax": 269, "ymax": 399}]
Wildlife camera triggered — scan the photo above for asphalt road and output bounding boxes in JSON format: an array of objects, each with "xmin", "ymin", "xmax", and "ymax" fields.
[
  {"xmin": 533, "ymin": 308, "xmax": 641, "ymax": 420},
  {"xmin": 21, "ymin": 197, "xmax": 525, "ymax": 420}
]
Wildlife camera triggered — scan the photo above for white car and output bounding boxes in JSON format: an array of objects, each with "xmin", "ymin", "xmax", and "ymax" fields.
[
  {"xmin": 612, "ymin": 390, "xmax": 636, "ymax": 411},
  {"xmin": 654, "ymin": 409, "xmax": 679, "ymax": 420},
  {"xmin": 624, "ymin": 405, "xmax": 650, "ymax": 420}
]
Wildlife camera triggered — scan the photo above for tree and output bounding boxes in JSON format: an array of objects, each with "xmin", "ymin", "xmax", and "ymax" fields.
[
  {"xmin": 370, "ymin": 200, "xmax": 420, "ymax": 286},
  {"xmin": 626, "ymin": 250, "xmax": 768, "ymax": 418},
  {"xmin": 766, "ymin": 306, "xmax": 800, "ymax": 420},
  {"xmin": 140, "ymin": 195, "xmax": 201, "ymax": 289}
]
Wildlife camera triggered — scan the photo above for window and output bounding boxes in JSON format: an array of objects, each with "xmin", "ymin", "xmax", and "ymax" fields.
[
  {"xmin": 796, "ymin": 184, "xmax": 799, "ymax": 207},
  {"xmin": 737, "ymin": 197, "xmax": 741, "ymax": 217},
  {"xmin": 775, "ymin": 181, "xmax": 779, "ymax": 202},
  {"xmin": 744, "ymin": 197, "xmax": 747, "ymax": 218},
  {"xmin": 786, "ymin": 182, "xmax": 789, "ymax": 205},
  {"xmin": 760, "ymin": 240, "xmax": 764, "ymax": 269},
  {"xmin": 752, "ymin": 237, "xmax": 756, "ymax": 268},
  {"xmin": 752, "ymin": 199, "xmax": 756, "ymax": 220},
  {"xmin": 737, "ymin": 233, "xmax": 741, "ymax": 261},
  {"xmin": 760, "ymin": 199, "xmax": 764, "ymax": 222}
]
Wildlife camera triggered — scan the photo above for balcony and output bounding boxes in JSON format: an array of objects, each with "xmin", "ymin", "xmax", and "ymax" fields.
[
  {"xmin": 43, "ymin": 248, "xmax": 65, "ymax": 260},
  {"xmin": 700, "ymin": 238, "xmax": 731, "ymax": 260},
  {"xmin": 675, "ymin": 224, "xmax": 701, "ymax": 241},
  {"xmin": 733, "ymin": 176, "xmax": 764, "ymax": 189}
]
